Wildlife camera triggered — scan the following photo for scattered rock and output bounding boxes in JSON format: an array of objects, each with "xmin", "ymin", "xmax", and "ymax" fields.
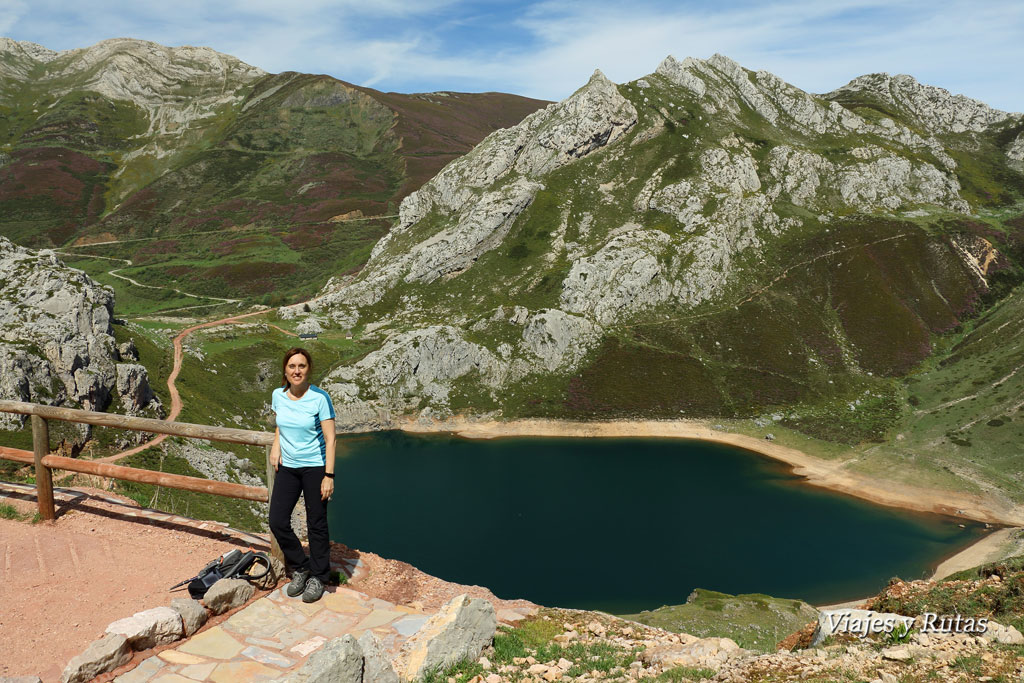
[
  {"xmin": 981, "ymin": 620, "xmax": 1024, "ymax": 645},
  {"xmin": 811, "ymin": 609, "xmax": 915, "ymax": 647},
  {"xmin": 60, "ymin": 634, "xmax": 132, "ymax": 683},
  {"xmin": 640, "ymin": 637, "xmax": 745, "ymax": 670},
  {"xmin": 881, "ymin": 645, "xmax": 913, "ymax": 661}
]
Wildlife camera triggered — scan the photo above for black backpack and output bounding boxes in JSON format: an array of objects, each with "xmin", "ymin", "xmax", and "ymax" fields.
[{"xmin": 170, "ymin": 549, "xmax": 272, "ymax": 599}]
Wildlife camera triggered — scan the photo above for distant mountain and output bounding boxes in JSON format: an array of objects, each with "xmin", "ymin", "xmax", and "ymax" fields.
[
  {"xmin": 300, "ymin": 54, "xmax": 1024, "ymax": 508},
  {"xmin": 0, "ymin": 38, "xmax": 547, "ymax": 299}
]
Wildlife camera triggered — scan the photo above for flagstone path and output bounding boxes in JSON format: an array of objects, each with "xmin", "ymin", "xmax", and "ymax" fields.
[{"xmin": 113, "ymin": 578, "xmax": 535, "ymax": 683}]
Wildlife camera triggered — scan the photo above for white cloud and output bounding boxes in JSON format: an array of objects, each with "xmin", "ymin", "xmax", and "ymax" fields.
[
  {"xmin": 0, "ymin": 0, "xmax": 28, "ymax": 36},
  {"xmin": 3, "ymin": 0, "xmax": 1022, "ymax": 110}
]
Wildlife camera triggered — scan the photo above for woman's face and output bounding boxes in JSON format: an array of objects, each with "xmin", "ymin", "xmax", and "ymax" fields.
[{"xmin": 285, "ymin": 353, "xmax": 310, "ymax": 387}]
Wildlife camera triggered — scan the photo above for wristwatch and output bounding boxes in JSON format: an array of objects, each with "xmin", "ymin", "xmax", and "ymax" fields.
[{"xmin": 324, "ymin": 473, "xmax": 335, "ymax": 479}]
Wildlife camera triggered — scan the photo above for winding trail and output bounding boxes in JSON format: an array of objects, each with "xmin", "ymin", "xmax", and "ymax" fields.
[
  {"xmin": 54, "ymin": 251, "xmax": 240, "ymax": 307},
  {"xmin": 99, "ymin": 309, "xmax": 270, "ymax": 463},
  {"xmin": 55, "ymin": 249, "xmax": 306, "ymax": 463}
]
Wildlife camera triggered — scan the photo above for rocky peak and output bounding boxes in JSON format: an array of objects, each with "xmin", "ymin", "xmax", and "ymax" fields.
[
  {"xmin": 655, "ymin": 52, "xmax": 863, "ymax": 135},
  {"xmin": 42, "ymin": 37, "xmax": 265, "ymax": 105},
  {"xmin": 0, "ymin": 37, "xmax": 59, "ymax": 80},
  {"xmin": 315, "ymin": 64, "xmax": 636, "ymax": 306},
  {"xmin": 1, "ymin": 37, "xmax": 266, "ymax": 149},
  {"xmin": 0, "ymin": 37, "xmax": 59, "ymax": 62},
  {"xmin": 827, "ymin": 72, "xmax": 1014, "ymax": 133}
]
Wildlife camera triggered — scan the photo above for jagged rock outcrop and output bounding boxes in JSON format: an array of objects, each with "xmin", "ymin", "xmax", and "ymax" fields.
[
  {"xmin": 173, "ymin": 440, "xmax": 263, "ymax": 487},
  {"xmin": 115, "ymin": 363, "xmax": 161, "ymax": 416},
  {"xmin": 315, "ymin": 70, "xmax": 636, "ymax": 313},
  {"xmin": 521, "ymin": 309, "xmax": 600, "ymax": 370},
  {"xmin": 0, "ymin": 38, "xmax": 59, "ymax": 80},
  {"xmin": 328, "ymin": 326, "xmax": 501, "ymax": 410},
  {"xmin": 310, "ymin": 54, "xmax": 1022, "ymax": 423},
  {"xmin": 827, "ymin": 72, "xmax": 1012, "ymax": 134},
  {"xmin": 1008, "ymin": 131, "xmax": 1024, "ymax": 166},
  {"xmin": 560, "ymin": 229, "xmax": 676, "ymax": 324},
  {"xmin": 0, "ymin": 237, "xmax": 160, "ymax": 430},
  {"xmin": 657, "ymin": 54, "xmax": 863, "ymax": 135}
]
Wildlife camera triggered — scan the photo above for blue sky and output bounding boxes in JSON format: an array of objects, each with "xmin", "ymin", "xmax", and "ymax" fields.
[{"xmin": 2, "ymin": 0, "xmax": 1022, "ymax": 111}]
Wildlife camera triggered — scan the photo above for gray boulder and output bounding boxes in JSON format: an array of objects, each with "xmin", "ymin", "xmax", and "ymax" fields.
[
  {"xmin": 105, "ymin": 605, "xmax": 183, "ymax": 649},
  {"xmin": 60, "ymin": 634, "xmax": 132, "ymax": 683},
  {"xmin": 203, "ymin": 578, "xmax": 255, "ymax": 615},
  {"xmin": 250, "ymin": 553, "xmax": 286, "ymax": 591},
  {"xmin": 395, "ymin": 594, "xmax": 497, "ymax": 681},
  {"xmin": 170, "ymin": 597, "xmax": 209, "ymax": 636},
  {"xmin": 357, "ymin": 631, "xmax": 399, "ymax": 683},
  {"xmin": 281, "ymin": 634, "xmax": 363, "ymax": 683}
]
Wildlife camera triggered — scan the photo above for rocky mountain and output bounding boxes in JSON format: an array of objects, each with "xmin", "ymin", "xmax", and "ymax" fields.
[
  {"xmin": 299, "ymin": 55, "xmax": 1024, "ymax": 463},
  {"xmin": 0, "ymin": 236, "xmax": 161, "ymax": 432},
  {"xmin": 0, "ymin": 38, "xmax": 546, "ymax": 300}
]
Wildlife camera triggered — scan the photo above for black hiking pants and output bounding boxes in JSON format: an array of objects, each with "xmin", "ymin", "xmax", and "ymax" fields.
[{"xmin": 268, "ymin": 464, "xmax": 331, "ymax": 582}]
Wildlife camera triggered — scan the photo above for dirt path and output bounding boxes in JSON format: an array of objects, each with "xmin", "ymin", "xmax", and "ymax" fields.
[
  {"xmin": 0, "ymin": 485, "xmax": 267, "ymax": 682},
  {"xmin": 99, "ymin": 309, "xmax": 268, "ymax": 463},
  {"xmin": 54, "ymin": 251, "xmax": 240, "ymax": 307}
]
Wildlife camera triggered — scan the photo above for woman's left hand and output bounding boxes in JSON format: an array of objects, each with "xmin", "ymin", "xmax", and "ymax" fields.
[{"xmin": 321, "ymin": 476, "xmax": 334, "ymax": 502}]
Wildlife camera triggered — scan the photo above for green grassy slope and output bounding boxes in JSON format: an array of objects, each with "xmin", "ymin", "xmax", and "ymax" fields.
[
  {"xmin": 623, "ymin": 589, "xmax": 820, "ymax": 653},
  {"xmin": 0, "ymin": 40, "xmax": 547, "ymax": 305}
]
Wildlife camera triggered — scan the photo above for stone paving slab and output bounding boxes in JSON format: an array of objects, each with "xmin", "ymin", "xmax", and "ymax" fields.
[
  {"xmin": 115, "ymin": 585, "xmax": 428, "ymax": 682},
  {"xmin": 113, "ymin": 551, "xmax": 538, "ymax": 683}
]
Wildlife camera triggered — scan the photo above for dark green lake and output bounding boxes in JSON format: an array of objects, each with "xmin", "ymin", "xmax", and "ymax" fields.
[{"xmin": 328, "ymin": 432, "xmax": 984, "ymax": 614}]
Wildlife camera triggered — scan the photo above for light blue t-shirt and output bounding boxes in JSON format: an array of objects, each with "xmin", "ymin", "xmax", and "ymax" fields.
[{"xmin": 272, "ymin": 385, "xmax": 336, "ymax": 468}]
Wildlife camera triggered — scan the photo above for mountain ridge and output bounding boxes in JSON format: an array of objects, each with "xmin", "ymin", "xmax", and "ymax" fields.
[
  {"xmin": 280, "ymin": 52, "xmax": 1024, "ymax": 510},
  {"xmin": 0, "ymin": 36, "xmax": 548, "ymax": 302}
]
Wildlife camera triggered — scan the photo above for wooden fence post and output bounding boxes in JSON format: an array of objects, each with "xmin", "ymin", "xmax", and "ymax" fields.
[
  {"xmin": 266, "ymin": 416, "xmax": 283, "ymax": 563},
  {"xmin": 31, "ymin": 415, "xmax": 55, "ymax": 521}
]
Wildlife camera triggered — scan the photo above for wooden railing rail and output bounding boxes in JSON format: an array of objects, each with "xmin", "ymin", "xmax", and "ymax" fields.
[
  {"xmin": 0, "ymin": 400, "xmax": 273, "ymax": 446},
  {"xmin": 0, "ymin": 401, "xmax": 279, "ymax": 558}
]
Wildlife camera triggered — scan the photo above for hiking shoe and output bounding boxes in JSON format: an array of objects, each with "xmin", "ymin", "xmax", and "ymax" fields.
[
  {"xmin": 302, "ymin": 576, "xmax": 325, "ymax": 603},
  {"xmin": 286, "ymin": 569, "xmax": 310, "ymax": 598}
]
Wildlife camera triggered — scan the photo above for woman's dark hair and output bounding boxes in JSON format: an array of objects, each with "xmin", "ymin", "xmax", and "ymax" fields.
[{"xmin": 281, "ymin": 347, "xmax": 313, "ymax": 387}]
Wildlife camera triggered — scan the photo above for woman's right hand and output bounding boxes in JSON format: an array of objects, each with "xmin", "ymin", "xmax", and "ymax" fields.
[{"xmin": 270, "ymin": 427, "xmax": 281, "ymax": 471}]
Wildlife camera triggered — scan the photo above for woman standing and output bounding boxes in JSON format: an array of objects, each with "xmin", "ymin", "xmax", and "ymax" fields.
[{"xmin": 269, "ymin": 347, "xmax": 336, "ymax": 603}]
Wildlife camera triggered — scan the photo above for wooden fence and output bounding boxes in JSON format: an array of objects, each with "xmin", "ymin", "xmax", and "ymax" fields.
[{"xmin": 0, "ymin": 400, "xmax": 280, "ymax": 557}]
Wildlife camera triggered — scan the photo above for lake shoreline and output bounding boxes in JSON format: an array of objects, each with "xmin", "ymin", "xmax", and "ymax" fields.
[
  {"xmin": 394, "ymin": 416, "xmax": 1024, "ymax": 527},
  {"xmin": 392, "ymin": 415, "xmax": 1024, "ymax": 595}
]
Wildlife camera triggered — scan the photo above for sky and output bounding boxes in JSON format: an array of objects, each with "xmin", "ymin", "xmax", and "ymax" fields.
[{"xmin": 2, "ymin": 0, "xmax": 1022, "ymax": 111}]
